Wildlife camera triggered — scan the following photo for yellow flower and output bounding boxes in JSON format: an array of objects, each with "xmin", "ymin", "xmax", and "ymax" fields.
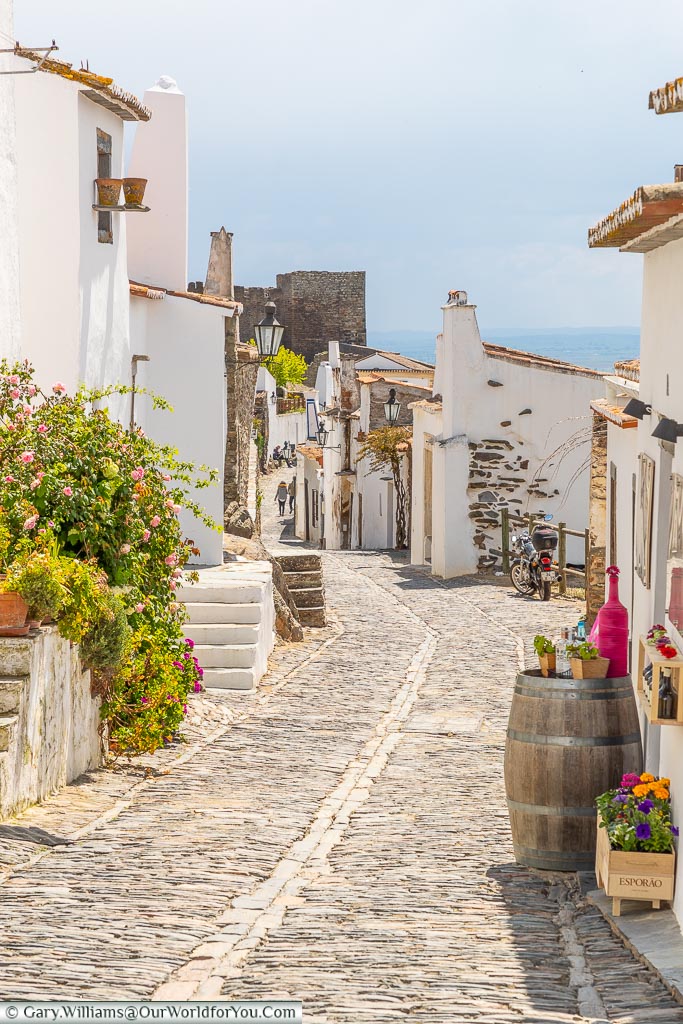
[
  {"xmin": 640, "ymin": 772, "xmax": 655, "ymax": 783},
  {"xmin": 633, "ymin": 784, "xmax": 650, "ymax": 798},
  {"xmin": 659, "ymin": 778, "xmax": 671, "ymax": 787},
  {"xmin": 653, "ymin": 788, "xmax": 670, "ymax": 800}
]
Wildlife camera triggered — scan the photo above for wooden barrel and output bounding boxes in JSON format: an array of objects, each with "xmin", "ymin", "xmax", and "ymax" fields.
[{"xmin": 505, "ymin": 670, "xmax": 642, "ymax": 871}]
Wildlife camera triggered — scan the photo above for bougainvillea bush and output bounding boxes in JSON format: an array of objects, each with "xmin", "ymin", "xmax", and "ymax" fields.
[
  {"xmin": 0, "ymin": 359, "xmax": 217, "ymax": 753},
  {"xmin": 596, "ymin": 772, "xmax": 679, "ymax": 853}
]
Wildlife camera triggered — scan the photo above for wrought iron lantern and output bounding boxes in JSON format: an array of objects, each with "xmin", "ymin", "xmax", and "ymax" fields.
[
  {"xmin": 384, "ymin": 388, "xmax": 401, "ymax": 425},
  {"xmin": 623, "ymin": 398, "xmax": 651, "ymax": 420},
  {"xmin": 254, "ymin": 301, "xmax": 285, "ymax": 359},
  {"xmin": 652, "ymin": 416, "xmax": 683, "ymax": 444},
  {"xmin": 317, "ymin": 423, "xmax": 329, "ymax": 447}
]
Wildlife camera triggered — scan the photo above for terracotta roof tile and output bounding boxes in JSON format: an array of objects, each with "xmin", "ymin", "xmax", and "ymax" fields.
[
  {"xmin": 588, "ymin": 184, "xmax": 683, "ymax": 249},
  {"xmin": 483, "ymin": 342, "xmax": 603, "ymax": 378},
  {"xmin": 15, "ymin": 47, "xmax": 151, "ymax": 121},
  {"xmin": 649, "ymin": 77, "xmax": 683, "ymax": 115},
  {"xmin": 130, "ymin": 281, "xmax": 242, "ymax": 314},
  {"xmin": 356, "ymin": 371, "xmax": 432, "ymax": 392},
  {"xmin": 359, "ymin": 350, "xmax": 435, "ymax": 372},
  {"xmin": 297, "ymin": 444, "xmax": 324, "ymax": 466},
  {"xmin": 613, "ymin": 358, "xmax": 640, "ymax": 382},
  {"xmin": 590, "ymin": 399, "xmax": 638, "ymax": 429}
]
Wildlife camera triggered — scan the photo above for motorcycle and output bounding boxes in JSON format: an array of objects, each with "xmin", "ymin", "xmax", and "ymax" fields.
[{"xmin": 510, "ymin": 515, "xmax": 560, "ymax": 601}]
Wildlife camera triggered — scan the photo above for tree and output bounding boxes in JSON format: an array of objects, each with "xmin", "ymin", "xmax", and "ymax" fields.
[
  {"xmin": 356, "ymin": 426, "xmax": 411, "ymax": 549},
  {"xmin": 262, "ymin": 346, "xmax": 308, "ymax": 390}
]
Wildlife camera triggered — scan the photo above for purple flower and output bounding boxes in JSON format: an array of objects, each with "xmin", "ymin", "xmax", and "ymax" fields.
[
  {"xmin": 185, "ymin": 638, "xmax": 195, "ymax": 649},
  {"xmin": 636, "ymin": 823, "xmax": 651, "ymax": 841},
  {"xmin": 613, "ymin": 794, "xmax": 628, "ymax": 804},
  {"xmin": 183, "ymin": 652, "xmax": 191, "ymax": 660},
  {"xmin": 621, "ymin": 773, "xmax": 641, "ymax": 789},
  {"xmin": 193, "ymin": 681, "xmax": 202, "ymax": 693},
  {"xmin": 172, "ymin": 661, "xmax": 183, "ymax": 669},
  {"xmin": 140, "ymin": 697, "xmax": 148, "ymax": 705},
  {"xmin": 638, "ymin": 799, "xmax": 654, "ymax": 815},
  {"xmin": 183, "ymin": 704, "xmax": 188, "ymax": 715},
  {"xmin": 671, "ymin": 826, "xmax": 680, "ymax": 837}
]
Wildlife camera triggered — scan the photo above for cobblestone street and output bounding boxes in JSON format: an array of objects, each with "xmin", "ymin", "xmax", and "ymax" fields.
[{"xmin": 0, "ymin": 489, "xmax": 681, "ymax": 1021}]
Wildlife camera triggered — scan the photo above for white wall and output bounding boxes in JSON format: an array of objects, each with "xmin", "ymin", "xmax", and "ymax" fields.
[
  {"xmin": 14, "ymin": 73, "xmax": 131, "ymax": 417},
  {"xmin": 127, "ymin": 77, "xmax": 188, "ymax": 291},
  {"xmin": 131, "ymin": 294, "xmax": 226, "ymax": 565},
  {"xmin": 0, "ymin": 0, "xmax": 21, "ymax": 361}
]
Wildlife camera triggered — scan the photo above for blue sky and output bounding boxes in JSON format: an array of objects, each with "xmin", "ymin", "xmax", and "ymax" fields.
[{"xmin": 14, "ymin": 0, "xmax": 683, "ymax": 332}]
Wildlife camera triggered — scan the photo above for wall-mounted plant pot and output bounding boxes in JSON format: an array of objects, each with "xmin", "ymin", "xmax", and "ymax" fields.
[
  {"xmin": 122, "ymin": 177, "xmax": 147, "ymax": 206},
  {"xmin": 95, "ymin": 178, "xmax": 122, "ymax": 207},
  {"xmin": 570, "ymin": 656, "xmax": 609, "ymax": 680},
  {"xmin": 0, "ymin": 591, "xmax": 29, "ymax": 634}
]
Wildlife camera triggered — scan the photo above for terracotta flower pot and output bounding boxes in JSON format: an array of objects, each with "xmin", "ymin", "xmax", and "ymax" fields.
[
  {"xmin": 122, "ymin": 177, "xmax": 147, "ymax": 206},
  {"xmin": 570, "ymin": 656, "xmax": 610, "ymax": 680},
  {"xmin": 0, "ymin": 591, "xmax": 29, "ymax": 630},
  {"xmin": 95, "ymin": 178, "xmax": 122, "ymax": 207}
]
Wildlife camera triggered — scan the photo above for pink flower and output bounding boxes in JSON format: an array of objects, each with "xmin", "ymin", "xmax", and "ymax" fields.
[
  {"xmin": 8, "ymin": 374, "xmax": 19, "ymax": 385},
  {"xmin": 23, "ymin": 406, "xmax": 32, "ymax": 416},
  {"xmin": 120, "ymin": 543, "xmax": 131, "ymax": 555},
  {"xmin": 135, "ymin": 602, "xmax": 144, "ymax": 613},
  {"xmin": 164, "ymin": 554, "xmax": 177, "ymax": 566},
  {"xmin": 3, "ymin": 475, "xmax": 14, "ymax": 483},
  {"xmin": 62, "ymin": 486, "xmax": 73, "ymax": 497},
  {"xmin": 193, "ymin": 681, "xmax": 202, "ymax": 693},
  {"xmin": 169, "ymin": 580, "xmax": 177, "ymax": 590},
  {"xmin": 52, "ymin": 382, "xmax": 66, "ymax": 394},
  {"xmin": 7, "ymin": 424, "xmax": 14, "ymax": 431},
  {"xmin": 27, "ymin": 385, "xmax": 36, "ymax": 396},
  {"xmin": 173, "ymin": 569, "xmax": 182, "ymax": 579},
  {"xmin": 169, "ymin": 602, "xmax": 180, "ymax": 614},
  {"xmin": 23, "ymin": 514, "xmax": 39, "ymax": 530},
  {"xmin": 183, "ymin": 704, "xmax": 188, "ymax": 715},
  {"xmin": 150, "ymin": 516, "xmax": 161, "ymax": 528},
  {"xmin": 162, "ymin": 474, "xmax": 171, "ymax": 482},
  {"xmin": 142, "ymin": 529, "xmax": 151, "ymax": 542},
  {"xmin": 9, "ymin": 388, "xmax": 20, "ymax": 400},
  {"xmin": 37, "ymin": 424, "xmax": 48, "ymax": 434},
  {"xmin": 131, "ymin": 467, "xmax": 144, "ymax": 482},
  {"xmin": 20, "ymin": 451, "xmax": 34, "ymax": 464},
  {"xmin": 37, "ymin": 471, "xmax": 44, "ymax": 480},
  {"xmin": 166, "ymin": 500, "xmax": 182, "ymax": 513},
  {"xmin": 30, "ymin": 478, "xmax": 40, "ymax": 491}
]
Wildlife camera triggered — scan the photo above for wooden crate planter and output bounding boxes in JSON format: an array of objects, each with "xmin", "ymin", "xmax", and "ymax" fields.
[
  {"xmin": 595, "ymin": 822, "xmax": 675, "ymax": 916},
  {"xmin": 570, "ymin": 656, "xmax": 609, "ymax": 680},
  {"xmin": 636, "ymin": 635, "xmax": 683, "ymax": 725}
]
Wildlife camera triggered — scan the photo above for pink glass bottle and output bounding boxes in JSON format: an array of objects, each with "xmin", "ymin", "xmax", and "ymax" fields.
[{"xmin": 589, "ymin": 566, "xmax": 629, "ymax": 678}]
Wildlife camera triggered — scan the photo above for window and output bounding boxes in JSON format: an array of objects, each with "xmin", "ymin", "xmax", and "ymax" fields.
[{"xmin": 97, "ymin": 128, "xmax": 113, "ymax": 244}]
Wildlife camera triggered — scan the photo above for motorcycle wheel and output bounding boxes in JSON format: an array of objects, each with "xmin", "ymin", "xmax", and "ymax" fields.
[
  {"xmin": 541, "ymin": 580, "xmax": 552, "ymax": 601},
  {"xmin": 511, "ymin": 560, "xmax": 536, "ymax": 596}
]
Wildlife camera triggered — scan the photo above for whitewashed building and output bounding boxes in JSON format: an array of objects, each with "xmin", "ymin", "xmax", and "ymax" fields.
[
  {"xmin": 410, "ymin": 291, "xmax": 604, "ymax": 579},
  {"xmin": 588, "ymin": 74, "xmax": 683, "ymax": 925}
]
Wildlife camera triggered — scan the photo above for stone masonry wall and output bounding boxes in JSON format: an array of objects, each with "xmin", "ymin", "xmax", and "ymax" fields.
[
  {"xmin": 235, "ymin": 271, "xmax": 367, "ymax": 363},
  {"xmin": 367, "ymin": 380, "xmax": 428, "ymax": 430},
  {"xmin": 468, "ymin": 438, "xmax": 562, "ymax": 572},
  {"xmin": 224, "ymin": 316, "xmax": 260, "ymax": 509}
]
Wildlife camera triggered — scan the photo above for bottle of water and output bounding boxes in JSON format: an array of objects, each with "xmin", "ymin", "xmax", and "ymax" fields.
[{"xmin": 555, "ymin": 627, "xmax": 570, "ymax": 677}]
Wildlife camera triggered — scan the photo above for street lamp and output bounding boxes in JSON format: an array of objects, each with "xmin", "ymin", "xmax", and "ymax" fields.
[
  {"xmin": 384, "ymin": 388, "xmax": 401, "ymax": 425},
  {"xmin": 254, "ymin": 301, "xmax": 285, "ymax": 359},
  {"xmin": 317, "ymin": 423, "xmax": 329, "ymax": 447}
]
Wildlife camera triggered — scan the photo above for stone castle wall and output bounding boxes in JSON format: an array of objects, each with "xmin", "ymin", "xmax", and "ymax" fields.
[{"xmin": 235, "ymin": 271, "xmax": 366, "ymax": 363}]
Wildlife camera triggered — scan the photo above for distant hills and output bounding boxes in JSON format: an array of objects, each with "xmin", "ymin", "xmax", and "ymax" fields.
[{"xmin": 367, "ymin": 327, "xmax": 640, "ymax": 372}]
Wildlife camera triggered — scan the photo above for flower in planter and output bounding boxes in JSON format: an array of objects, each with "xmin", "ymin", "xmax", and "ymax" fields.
[
  {"xmin": 638, "ymin": 799, "xmax": 654, "ymax": 814},
  {"xmin": 622, "ymin": 773, "xmax": 642, "ymax": 788},
  {"xmin": 597, "ymin": 773, "xmax": 677, "ymax": 852},
  {"xmin": 659, "ymin": 644, "xmax": 679, "ymax": 659},
  {"xmin": 636, "ymin": 822, "xmax": 652, "ymax": 841}
]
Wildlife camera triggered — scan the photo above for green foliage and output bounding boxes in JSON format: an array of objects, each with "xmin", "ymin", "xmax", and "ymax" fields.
[
  {"xmin": 263, "ymin": 346, "xmax": 307, "ymax": 389},
  {"xmin": 596, "ymin": 774, "xmax": 677, "ymax": 853},
  {"xmin": 0, "ymin": 360, "xmax": 217, "ymax": 753},
  {"xmin": 567, "ymin": 640, "xmax": 600, "ymax": 660},
  {"xmin": 2, "ymin": 549, "xmax": 67, "ymax": 621},
  {"xmin": 102, "ymin": 628, "xmax": 202, "ymax": 755},
  {"xmin": 533, "ymin": 634, "xmax": 555, "ymax": 656}
]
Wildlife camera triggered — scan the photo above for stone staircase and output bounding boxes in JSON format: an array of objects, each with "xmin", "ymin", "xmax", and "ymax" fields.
[
  {"xmin": 179, "ymin": 561, "xmax": 275, "ymax": 690},
  {"xmin": 276, "ymin": 554, "xmax": 326, "ymax": 627}
]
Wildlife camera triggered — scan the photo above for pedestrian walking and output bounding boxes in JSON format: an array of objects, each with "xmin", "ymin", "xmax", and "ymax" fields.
[
  {"xmin": 288, "ymin": 478, "xmax": 296, "ymax": 513},
  {"xmin": 275, "ymin": 481, "xmax": 288, "ymax": 516}
]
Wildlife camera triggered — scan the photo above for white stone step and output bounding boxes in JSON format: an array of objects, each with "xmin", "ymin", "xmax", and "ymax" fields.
[
  {"xmin": 203, "ymin": 667, "xmax": 256, "ymax": 691},
  {"xmin": 185, "ymin": 602, "xmax": 263, "ymax": 625},
  {"xmin": 194, "ymin": 643, "xmax": 258, "ymax": 669},
  {"xmin": 178, "ymin": 583, "xmax": 265, "ymax": 605},
  {"xmin": 0, "ymin": 714, "xmax": 18, "ymax": 753},
  {"xmin": 0, "ymin": 676, "xmax": 28, "ymax": 716},
  {"xmin": 183, "ymin": 623, "xmax": 260, "ymax": 645}
]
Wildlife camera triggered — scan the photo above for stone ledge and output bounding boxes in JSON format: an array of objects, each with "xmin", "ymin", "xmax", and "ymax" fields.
[{"xmin": 587, "ymin": 887, "xmax": 683, "ymax": 1005}]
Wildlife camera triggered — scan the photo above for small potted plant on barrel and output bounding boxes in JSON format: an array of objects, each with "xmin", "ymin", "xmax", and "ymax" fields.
[
  {"xmin": 567, "ymin": 640, "xmax": 609, "ymax": 680},
  {"xmin": 534, "ymin": 634, "xmax": 556, "ymax": 677},
  {"xmin": 595, "ymin": 772, "xmax": 677, "ymax": 916}
]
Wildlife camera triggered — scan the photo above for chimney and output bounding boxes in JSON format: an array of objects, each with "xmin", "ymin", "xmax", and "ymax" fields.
[
  {"xmin": 204, "ymin": 227, "xmax": 234, "ymax": 299},
  {"xmin": 675, "ymin": 165, "xmax": 683, "ymax": 183}
]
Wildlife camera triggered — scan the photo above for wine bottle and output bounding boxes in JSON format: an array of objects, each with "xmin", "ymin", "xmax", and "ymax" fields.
[{"xmin": 658, "ymin": 669, "xmax": 676, "ymax": 720}]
